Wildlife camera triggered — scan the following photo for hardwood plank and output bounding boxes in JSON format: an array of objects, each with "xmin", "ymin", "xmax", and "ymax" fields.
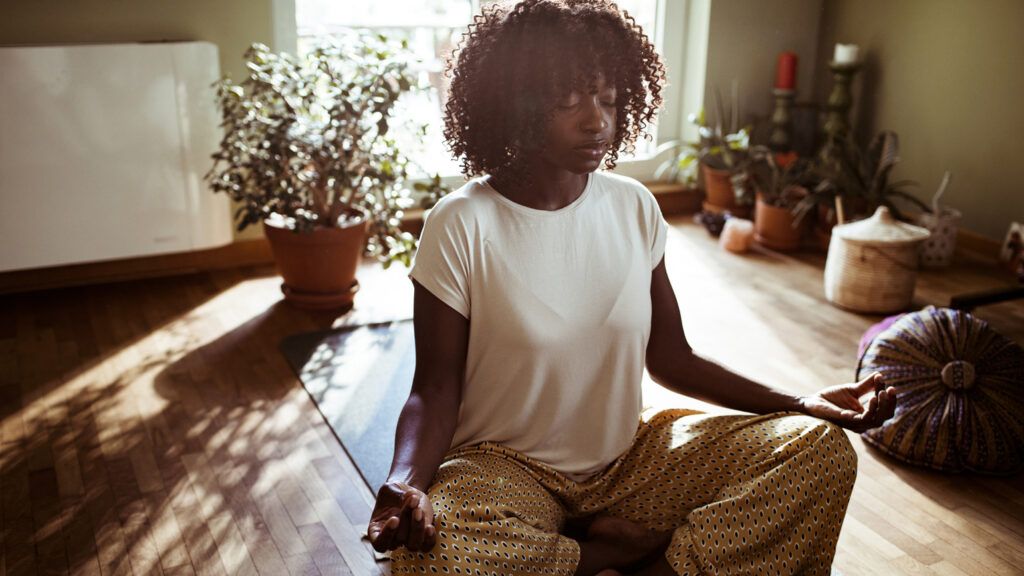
[
  {"xmin": 62, "ymin": 500, "xmax": 102, "ymax": 576},
  {"xmin": 251, "ymin": 492, "xmax": 306, "ymax": 559},
  {"xmin": 179, "ymin": 455, "xmax": 257, "ymax": 576},
  {"xmin": 145, "ymin": 495, "xmax": 192, "ymax": 573},
  {"xmin": 281, "ymin": 554, "xmax": 321, "ymax": 576},
  {"xmin": 296, "ymin": 524, "xmax": 352, "ymax": 576},
  {"xmin": 203, "ymin": 513, "xmax": 258, "ymax": 576},
  {"xmin": 170, "ymin": 502, "xmax": 227, "ymax": 576},
  {"xmin": 847, "ymin": 499, "xmax": 942, "ymax": 565},
  {"xmin": 119, "ymin": 500, "xmax": 164, "ymax": 576},
  {"xmin": 313, "ymin": 504, "xmax": 378, "ymax": 576}
]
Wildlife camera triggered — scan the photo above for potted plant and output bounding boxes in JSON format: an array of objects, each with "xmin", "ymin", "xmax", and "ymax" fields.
[
  {"xmin": 796, "ymin": 130, "xmax": 927, "ymax": 250},
  {"xmin": 207, "ymin": 37, "xmax": 448, "ymax": 310},
  {"xmin": 694, "ymin": 89, "xmax": 754, "ymax": 216},
  {"xmin": 853, "ymin": 131, "xmax": 928, "ymax": 219},
  {"xmin": 747, "ymin": 146, "xmax": 817, "ymax": 251},
  {"xmin": 653, "ymin": 139, "xmax": 700, "ymax": 189}
]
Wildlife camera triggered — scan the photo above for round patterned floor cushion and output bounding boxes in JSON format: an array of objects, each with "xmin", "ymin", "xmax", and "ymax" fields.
[{"xmin": 856, "ymin": 306, "xmax": 1024, "ymax": 474}]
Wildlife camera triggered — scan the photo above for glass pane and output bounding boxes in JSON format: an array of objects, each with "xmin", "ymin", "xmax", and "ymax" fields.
[
  {"xmin": 296, "ymin": 11, "xmax": 470, "ymax": 177},
  {"xmin": 296, "ymin": 0, "xmax": 662, "ymax": 176},
  {"xmin": 614, "ymin": 0, "xmax": 660, "ymax": 158},
  {"xmin": 297, "ymin": 0, "xmax": 472, "ymax": 33}
]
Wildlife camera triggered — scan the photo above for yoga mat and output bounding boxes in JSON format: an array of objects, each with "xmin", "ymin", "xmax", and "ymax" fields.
[{"xmin": 281, "ymin": 319, "xmax": 415, "ymax": 493}]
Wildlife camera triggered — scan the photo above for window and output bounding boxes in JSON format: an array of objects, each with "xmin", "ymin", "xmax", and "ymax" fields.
[{"xmin": 295, "ymin": 0, "xmax": 686, "ymax": 182}]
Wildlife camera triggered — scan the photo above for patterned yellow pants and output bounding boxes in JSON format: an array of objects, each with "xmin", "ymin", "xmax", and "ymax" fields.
[{"xmin": 391, "ymin": 409, "xmax": 857, "ymax": 575}]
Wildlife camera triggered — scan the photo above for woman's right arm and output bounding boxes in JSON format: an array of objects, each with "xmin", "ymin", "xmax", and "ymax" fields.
[{"xmin": 367, "ymin": 280, "xmax": 469, "ymax": 553}]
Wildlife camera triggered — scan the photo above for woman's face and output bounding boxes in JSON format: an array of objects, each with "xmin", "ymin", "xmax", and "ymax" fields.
[{"xmin": 537, "ymin": 73, "xmax": 617, "ymax": 175}]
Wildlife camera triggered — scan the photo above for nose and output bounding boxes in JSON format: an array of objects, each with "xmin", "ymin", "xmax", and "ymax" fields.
[{"xmin": 579, "ymin": 96, "xmax": 609, "ymax": 134}]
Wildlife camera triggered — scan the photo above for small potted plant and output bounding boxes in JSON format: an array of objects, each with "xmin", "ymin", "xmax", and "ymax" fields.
[
  {"xmin": 853, "ymin": 131, "xmax": 928, "ymax": 220},
  {"xmin": 207, "ymin": 37, "xmax": 448, "ymax": 310},
  {"xmin": 796, "ymin": 130, "xmax": 927, "ymax": 250},
  {"xmin": 747, "ymin": 146, "xmax": 817, "ymax": 251},
  {"xmin": 695, "ymin": 89, "xmax": 753, "ymax": 216},
  {"xmin": 653, "ymin": 139, "xmax": 700, "ymax": 189}
]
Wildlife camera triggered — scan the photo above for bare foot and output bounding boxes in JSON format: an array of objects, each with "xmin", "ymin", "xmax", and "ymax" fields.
[{"xmin": 586, "ymin": 516, "xmax": 671, "ymax": 570}]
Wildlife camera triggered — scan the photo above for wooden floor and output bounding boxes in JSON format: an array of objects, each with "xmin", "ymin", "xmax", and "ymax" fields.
[{"xmin": 1, "ymin": 217, "xmax": 1022, "ymax": 575}]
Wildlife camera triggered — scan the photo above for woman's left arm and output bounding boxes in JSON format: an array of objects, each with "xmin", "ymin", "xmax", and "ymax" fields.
[{"xmin": 645, "ymin": 257, "xmax": 897, "ymax": 432}]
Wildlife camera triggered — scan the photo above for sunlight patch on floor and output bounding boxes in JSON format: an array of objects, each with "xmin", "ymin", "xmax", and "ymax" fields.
[{"xmin": 641, "ymin": 227, "xmax": 824, "ymax": 415}]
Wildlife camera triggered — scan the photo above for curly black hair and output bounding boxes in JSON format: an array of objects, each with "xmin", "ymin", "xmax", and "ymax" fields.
[{"xmin": 442, "ymin": 0, "xmax": 667, "ymax": 180}]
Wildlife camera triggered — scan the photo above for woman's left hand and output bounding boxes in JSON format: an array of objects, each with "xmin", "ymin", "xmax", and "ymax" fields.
[{"xmin": 798, "ymin": 372, "xmax": 897, "ymax": 433}]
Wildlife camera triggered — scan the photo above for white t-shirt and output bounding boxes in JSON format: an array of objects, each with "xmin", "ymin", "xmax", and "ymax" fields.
[{"xmin": 409, "ymin": 170, "xmax": 668, "ymax": 480}]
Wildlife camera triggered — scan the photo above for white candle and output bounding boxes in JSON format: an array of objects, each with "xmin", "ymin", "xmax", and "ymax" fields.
[{"xmin": 834, "ymin": 43, "xmax": 860, "ymax": 65}]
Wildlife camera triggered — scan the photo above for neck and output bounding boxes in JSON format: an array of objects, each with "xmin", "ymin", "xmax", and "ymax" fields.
[{"xmin": 490, "ymin": 160, "xmax": 589, "ymax": 211}]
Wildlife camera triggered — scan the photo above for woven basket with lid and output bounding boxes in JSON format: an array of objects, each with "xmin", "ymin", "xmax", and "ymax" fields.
[{"xmin": 824, "ymin": 206, "xmax": 931, "ymax": 313}]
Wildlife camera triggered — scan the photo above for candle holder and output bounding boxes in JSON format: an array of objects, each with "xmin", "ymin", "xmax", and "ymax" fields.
[
  {"xmin": 769, "ymin": 88, "xmax": 795, "ymax": 151},
  {"xmin": 819, "ymin": 60, "xmax": 862, "ymax": 167}
]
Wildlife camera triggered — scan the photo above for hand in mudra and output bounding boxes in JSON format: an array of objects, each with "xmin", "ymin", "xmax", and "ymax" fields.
[
  {"xmin": 800, "ymin": 372, "xmax": 897, "ymax": 433},
  {"xmin": 368, "ymin": 481, "xmax": 436, "ymax": 553}
]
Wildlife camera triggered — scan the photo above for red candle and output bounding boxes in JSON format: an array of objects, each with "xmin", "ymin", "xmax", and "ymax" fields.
[{"xmin": 775, "ymin": 52, "xmax": 798, "ymax": 90}]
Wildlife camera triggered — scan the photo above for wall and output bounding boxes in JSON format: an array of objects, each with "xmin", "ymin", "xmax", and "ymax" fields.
[
  {"xmin": 1, "ymin": 0, "xmax": 289, "ymax": 242},
  {"xmin": 817, "ymin": 0, "xmax": 1024, "ymax": 240},
  {"xmin": 704, "ymin": 0, "xmax": 824, "ymax": 129}
]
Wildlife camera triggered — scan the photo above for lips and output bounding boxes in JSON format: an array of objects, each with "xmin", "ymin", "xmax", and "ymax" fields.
[{"xmin": 574, "ymin": 141, "xmax": 608, "ymax": 161}]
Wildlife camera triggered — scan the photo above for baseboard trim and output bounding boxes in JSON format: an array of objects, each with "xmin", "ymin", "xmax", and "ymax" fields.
[
  {"xmin": 0, "ymin": 239, "xmax": 276, "ymax": 295},
  {"xmin": 0, "ymin": 215, "xmax": 433, "ymax": 295}
]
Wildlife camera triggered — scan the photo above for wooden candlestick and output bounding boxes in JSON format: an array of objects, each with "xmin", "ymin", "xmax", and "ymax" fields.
[
  {"xmin": 819, "ymin": 61, "xmax": 862, "ymax": 166},
  {"xmin": 769, "ymin": 88, "xmax": 795, "ymax": 151}
]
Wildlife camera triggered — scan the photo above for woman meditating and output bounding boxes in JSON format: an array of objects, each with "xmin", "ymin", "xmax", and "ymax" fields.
[{"xmin": 368, "ymin": 1, "xmax": 896, "ymax": 574}]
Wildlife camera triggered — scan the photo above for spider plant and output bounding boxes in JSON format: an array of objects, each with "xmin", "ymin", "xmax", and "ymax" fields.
[{"xmin": 795, "ymin": 130, "xmax": 928, "ymax": 225}]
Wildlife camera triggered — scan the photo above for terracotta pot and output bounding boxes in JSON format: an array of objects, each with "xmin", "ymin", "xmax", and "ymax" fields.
[
  {"xmin": 700, "ymin": 164, "xmax": 751, "ymax": 218},
  {"xmin": 754, "ymin": 193, "xmax": 804, "ymax": 251},
  {"xmin": 263, "ymin": 213, "xmax": 369, "ymax": 311},
  {"xmin": 702, "ymin": 164, "xmax": 735, "ymax": 208}
]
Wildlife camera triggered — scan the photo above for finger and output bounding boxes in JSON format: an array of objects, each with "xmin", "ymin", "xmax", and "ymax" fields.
[
  {"xmin": 395, "ymin": 495, "xmax": 417, "ymax": 545},
  {"xmin": 423, "ymin": 525, "xmax": 437, "ymax": 551},
  {"xmin": 421, "ymin": 494, "xmax": 434, "ymax": 527},
  {"xmin": 372, "ymin": 516, "xmax": 400, "ymax": 552},
  {"xmin": 862, "ymin": 394, "xmax": 879, "ymax": 418},
  {"xmin": 879, "ymin": 387, "xmax": 897, "ymax": 420},
  {"xmin": 859, "ymin": 396, "xmax": 882, "ymax": 429},
  {"xmin": 407, "ymin": 505, "xmax": 426, "ymax": 551},
  {"xmin": 367, "ymin": 522, "xmax": 382, "ymax": 544},
  {"xmin": 853, "ymin": 373, "xmax": 881, "ymax": 396}
]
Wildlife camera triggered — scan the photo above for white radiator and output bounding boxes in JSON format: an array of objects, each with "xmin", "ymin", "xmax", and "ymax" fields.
[{"xmin": 0, "ymin": 41, "xmax": 232, "ymax": 273}]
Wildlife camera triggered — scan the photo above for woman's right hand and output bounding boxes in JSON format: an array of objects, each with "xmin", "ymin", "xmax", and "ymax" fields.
[{"xmin": 367, "ymin": 481, "xmax": 436, "ymax": 553}]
